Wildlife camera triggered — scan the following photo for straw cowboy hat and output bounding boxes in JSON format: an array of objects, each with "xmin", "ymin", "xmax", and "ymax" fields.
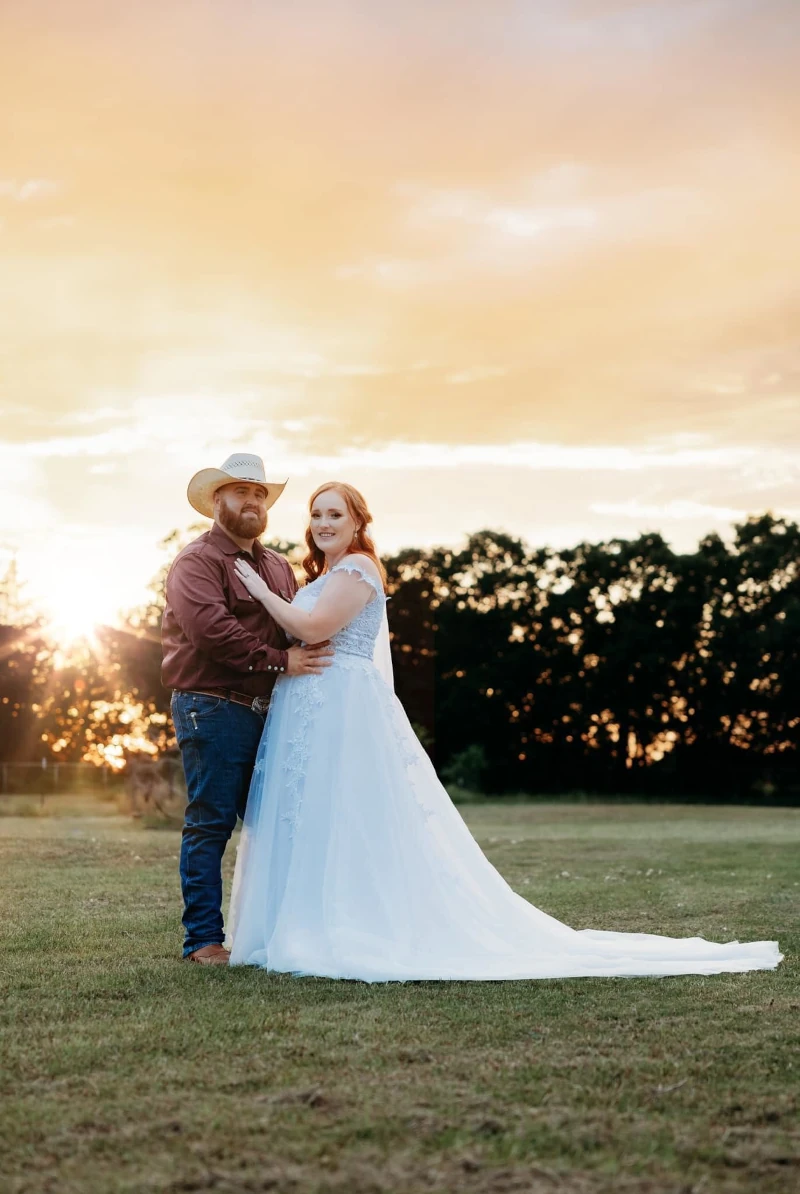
[{"xmin": 187, "ymin": 454, "xmax": 288, "ymax": 519}]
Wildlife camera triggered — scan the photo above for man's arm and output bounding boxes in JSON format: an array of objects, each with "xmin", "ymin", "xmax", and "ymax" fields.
[{"xmin": 167, "ymin": 551, "xmax": 330, "ymax": 677}]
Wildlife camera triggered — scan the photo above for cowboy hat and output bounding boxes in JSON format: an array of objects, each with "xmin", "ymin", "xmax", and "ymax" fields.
[{"xmin": 187, "ymin": 454, "xmax": 287, "ymax": 519}]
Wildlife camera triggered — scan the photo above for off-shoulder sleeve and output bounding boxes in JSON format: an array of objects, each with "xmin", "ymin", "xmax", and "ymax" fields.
[{"xmin": 330, "ymin": 558, "xmax": 383, "ymax": 601}]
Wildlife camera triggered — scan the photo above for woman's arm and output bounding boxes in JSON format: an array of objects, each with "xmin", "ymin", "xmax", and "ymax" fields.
[{"xmin": 234, "ymin": 558, "xmax": 378, "ymax": 642}]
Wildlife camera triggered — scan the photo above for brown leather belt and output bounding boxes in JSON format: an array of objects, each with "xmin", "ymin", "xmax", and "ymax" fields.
[{"xmin": 185, "ymin": 687, "xmax": 270, "ymax": 715}]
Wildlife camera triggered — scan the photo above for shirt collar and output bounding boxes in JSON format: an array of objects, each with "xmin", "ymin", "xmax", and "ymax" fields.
[{"xmin": 210, "ymin": 521, "xmax": 264, "ymax": 560}]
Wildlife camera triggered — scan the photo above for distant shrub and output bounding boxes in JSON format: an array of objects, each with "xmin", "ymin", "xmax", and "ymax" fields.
[{"xmin": 442, "ymin": 744, "xmax": 489, "ymax": 796}]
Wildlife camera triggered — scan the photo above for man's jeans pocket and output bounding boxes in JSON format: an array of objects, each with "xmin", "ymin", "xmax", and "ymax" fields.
[{"xmin": 172, "ymin": 692, "xmax": 223, "ymax": 740}]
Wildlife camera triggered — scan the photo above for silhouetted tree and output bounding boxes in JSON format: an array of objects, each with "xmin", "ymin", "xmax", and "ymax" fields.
[
  {"xmin": 2, "ymin": 516, "xmax": 797, "ymax": 801},
  {"xmin": 0, "ymin": 560, "xmax": 53, "ymax": 762},
  {"xmin": 385, "ymin": 517, "xmax": 800, "ymax": 801}
]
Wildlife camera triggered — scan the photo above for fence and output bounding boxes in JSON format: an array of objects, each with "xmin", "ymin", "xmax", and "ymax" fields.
[
  {"xmin": 0, "ymin": 761, "xmax": 128, "ymax": 796},
  {"xmin": 0, "ymin": 758, "xmax": 189, "ymax": 822}
]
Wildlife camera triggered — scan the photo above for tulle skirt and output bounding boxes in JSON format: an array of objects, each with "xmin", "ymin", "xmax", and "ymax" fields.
[{"xmin": 228, "ymin": 655, "xmax": 783, "ymax": 980}]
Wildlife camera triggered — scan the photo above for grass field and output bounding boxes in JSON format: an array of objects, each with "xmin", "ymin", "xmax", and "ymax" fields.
[{"xmin": 1, "ymin": 803, "xmax": 797, "ymax": 1194}]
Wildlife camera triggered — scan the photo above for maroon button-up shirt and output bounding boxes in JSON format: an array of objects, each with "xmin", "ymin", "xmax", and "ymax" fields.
[{"xmin": 161, "ymin": 523, "xmax": 298, "ymax": 697}]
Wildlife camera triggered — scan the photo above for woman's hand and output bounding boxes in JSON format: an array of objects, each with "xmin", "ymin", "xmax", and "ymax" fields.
[{"xmin": 234, "ymin": 559, "xmax": 272, "ymax": 604}]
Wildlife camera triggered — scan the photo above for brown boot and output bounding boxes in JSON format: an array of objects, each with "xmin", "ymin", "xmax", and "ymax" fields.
[{"xmin": 186, "ymin": 944, "xmax": 230, "ymax": 965}]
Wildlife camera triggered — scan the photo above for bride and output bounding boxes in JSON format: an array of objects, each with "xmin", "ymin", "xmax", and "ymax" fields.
[{"xmin": 227, "ymin": 482, "xmax": 782, "ymax": 980}]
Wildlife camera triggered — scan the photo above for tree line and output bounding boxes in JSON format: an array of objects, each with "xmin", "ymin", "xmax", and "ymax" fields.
[{"xmin": 1, "ymin": 513, "xmax": 798, "ymax": 802}]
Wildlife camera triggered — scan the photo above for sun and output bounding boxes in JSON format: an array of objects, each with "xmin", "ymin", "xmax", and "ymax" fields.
[
  {"xmin": 44, "ymin": 587, "xmax": 115, "ymax": 649},
  {"xmin": 19, "ymin": 537, "xmax": 162, "ymax": 653},
  {"xmin": 47, "ymin": 613, "xmax": 102, "ymax": 654}
]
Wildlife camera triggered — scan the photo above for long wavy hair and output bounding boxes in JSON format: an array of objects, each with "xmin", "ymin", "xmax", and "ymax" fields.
[{"xmin": 302, "ymin": 481, "xmax": 387, "ymax": 590}]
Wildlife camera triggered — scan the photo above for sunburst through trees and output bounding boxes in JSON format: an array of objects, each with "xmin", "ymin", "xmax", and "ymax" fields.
[{"xmin": 1, "ymin": 515, "xmax": 798, "ymax": 800}]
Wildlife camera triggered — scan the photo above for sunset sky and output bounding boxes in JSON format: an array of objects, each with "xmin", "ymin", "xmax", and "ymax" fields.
[{"xmin": 1, "ymin": 0, "xmax": 798, "ymax": 637}]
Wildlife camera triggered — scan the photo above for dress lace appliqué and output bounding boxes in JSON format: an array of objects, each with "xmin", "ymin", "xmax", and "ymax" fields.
[
  {"xmin": 286, "ymin": 561, "xmax": 434, "ymax": 822},
  {"xmin": 280, "ymin": 674, "xmax": 323, "ymax": 836},
  {"xmin": 326, "ymin": 559, "xmax": 386, "ymax": 660},
  {"xmin": 273, "ymin": 562, "xmax": 386, "ymax": 837}
]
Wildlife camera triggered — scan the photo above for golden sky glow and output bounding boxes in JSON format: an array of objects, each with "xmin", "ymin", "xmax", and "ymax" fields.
[{"xmin": 1, "ymin": 0, "xmax": 799, "ymax": 628}]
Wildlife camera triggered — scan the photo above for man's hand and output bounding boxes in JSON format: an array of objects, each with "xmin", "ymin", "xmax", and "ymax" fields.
[{"xmin": 285, "ymin": 642, "xmax": 335, "ymax": 676}]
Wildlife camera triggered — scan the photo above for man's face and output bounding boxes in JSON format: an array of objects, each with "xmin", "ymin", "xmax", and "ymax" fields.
[{"xmin": 215, "ymin": 482, "xmax": 268, "ymax": 539}]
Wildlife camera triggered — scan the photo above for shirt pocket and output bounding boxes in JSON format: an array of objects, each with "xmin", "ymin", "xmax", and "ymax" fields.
[{"xmin": 229, "ymin": 572, "xmax": 257, "ymax": 610}]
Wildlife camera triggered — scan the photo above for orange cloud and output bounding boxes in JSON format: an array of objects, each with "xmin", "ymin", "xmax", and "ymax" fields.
[{"xmin": 0, "ymin": 0, "xmax": 798, "ymax": 614}]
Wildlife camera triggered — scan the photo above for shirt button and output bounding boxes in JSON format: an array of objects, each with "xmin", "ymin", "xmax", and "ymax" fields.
[{"xmin": 249, "ymin": 665, "xmax": 253, "ymax": 671}]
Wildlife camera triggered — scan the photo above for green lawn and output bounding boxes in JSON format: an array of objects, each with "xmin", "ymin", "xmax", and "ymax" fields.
[{"xmin": 1, "ymin": 803, "xmax": 797, "ymax": 1194}]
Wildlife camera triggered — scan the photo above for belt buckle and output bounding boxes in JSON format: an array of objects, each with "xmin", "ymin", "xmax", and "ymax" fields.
[{"xmin": 251, "ymin": 695, "xmax": 269, "ymax": 716}]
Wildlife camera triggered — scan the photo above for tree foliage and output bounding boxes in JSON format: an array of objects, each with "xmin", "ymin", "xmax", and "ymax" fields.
[
  {"xmin": 386, "ymin": 515, "xmax": 800, "ymax": 801},
  {"xmin": 1, "ymin": 516, "xmax": 798, "ymax": 801}
]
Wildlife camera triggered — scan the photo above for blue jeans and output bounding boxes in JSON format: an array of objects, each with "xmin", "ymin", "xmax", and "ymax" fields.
[{"xmin": 171, "ymin": 690, "xmax": 266, "ymax": 956}]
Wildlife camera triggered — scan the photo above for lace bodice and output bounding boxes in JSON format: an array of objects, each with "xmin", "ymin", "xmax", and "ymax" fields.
[{"xmin": 291, "ymin": 558, "xmax": 386, "ymax": 659}]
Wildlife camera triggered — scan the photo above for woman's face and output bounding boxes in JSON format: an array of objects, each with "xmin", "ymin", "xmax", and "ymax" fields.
[{"xmin": 309, "ymin": 489, "xmax": 358, "ymax": 556}]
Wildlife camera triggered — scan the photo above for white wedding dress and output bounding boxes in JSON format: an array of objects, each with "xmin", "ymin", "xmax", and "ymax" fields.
[{"xmin": 228, "ymin": 560, "xmax": 782, "ymax": 980}]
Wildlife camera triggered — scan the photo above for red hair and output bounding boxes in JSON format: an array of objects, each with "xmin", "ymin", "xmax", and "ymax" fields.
[{"xmin": 302, "ymin": 482, "xmax": 387, "ymax": 590}]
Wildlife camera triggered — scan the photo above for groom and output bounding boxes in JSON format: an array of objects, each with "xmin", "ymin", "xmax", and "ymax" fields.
[{"xmin": 162, "ymin": 454, "xmax": 333, "ymax": 964}]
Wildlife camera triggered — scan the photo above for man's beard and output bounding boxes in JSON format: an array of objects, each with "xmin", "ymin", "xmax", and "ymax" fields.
[{"xmin": 217, "ymin": 499, "xmax": 267, "ymax": 540}]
